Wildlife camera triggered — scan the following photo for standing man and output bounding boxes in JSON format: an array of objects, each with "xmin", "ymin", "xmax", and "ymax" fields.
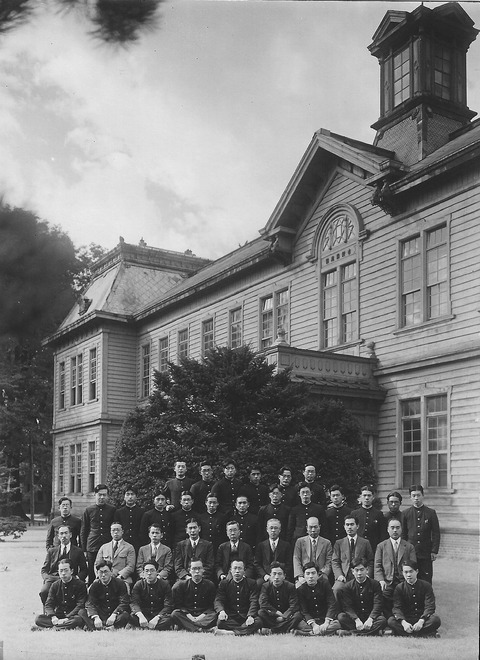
[
  {"xmin": 350, "ymin": 485, "xmax": 386, "ymax": 554},
  {"xmin": 337, "ymin": 557, "xmax": 387, "ymax": 636},
  {"xmin": 170, "ymin": 491, "xmax": 199, "ymax": 546},
  {"xmin": 214, "ymin": 559, "xmax": 261, "ymax": 635},
  {"xmin": 164, "ymin": 460, "xmax": 194, "ymax": 511},
  {"xmin": 86, "ymin": 560, "xmax": 130, "ymax": 629},
  {"xmin": 232, "ymin": 495, "xmax": 258, "ymax": 551},
  {"xmin": 241, "ymin": 466, "xmax": 269, "ymax": 515},
  {"xmin": 129, "ymin": 559, "xmax": 173, "ymax": 630},
  {"xmin": 174, "ymin": 519, "xmax": 214, "ymax": 582},
  {"xmin": 171, "ymin": 558, "xmax": 217, "ymax": 632},
  {"xmin": 295, "ymin": 562, "xmax": 340, "ymax": 636},
  {"xmin": 114, "ymin": 486, "xmax": 145, "ymax": 552},
  {"xmin": 402, "ymin": 485, "xmax": 440, "ymax": 583},
  {"xmin": 40, "ymin": 524, "xmax": 87, "ymax": 605},
  {"xmin": 293, "ymin": 517, "xmax": 332, "ymax": 585},
  {"xmin": 326, "ymin": 485, "xmax": 352, "ymax": 547},
  {"xmin": 46, "ymin": 497, "xmax": 81, "ymax": 549},
  {"xmin": 211, "ymin": 459, "xmax": 243, "ymax": 515},
  {"xmin": 198, "ymin": 493, "xmax": 227, "ymax": 553},
  {"xmin": 288, "ymin": 483, "xmax": 327, "ymax": 545},
  {"xmin": 375, "ymin": 518, "xmax": 416, "ymax": 618},
  {"xmin": 190, "ymin": 463, "xmax": 215, "ymax": 513},
  {"xmin": 136, "ymin": 523, "xmax": 172, "ymax": 580},
  {"xmin": 258, "ymin": 562, "xmax": 302, "ymax": 634},
  {"xmin": 81, "ymin": 483, "xmax": 116, "ymax": 585},
  {"xmin": 34, "ymin": 559, "xmax": 88, "ymax": 630},
  {"xmin": 95, "ymin": 522, "xmax": 136, "ymax": 590},
  {"xmin": 388, "ymin": 561, "xmax": 441, "ymax": 637},
  {"xmin": 255, "ymin": 518, "xmax": 293, "ymax": 585},
  {"xmin": 215, "ymin": 521, "xmax": 254, "ymax": 581},
  {"xmin": 257, "ymin": 484, "xmax": 290, "ymax": 542},
  {"xmin": 139, "ymin": 491, "xmax": 171, "ymax": 548},
  {"xmin": 277, "ymin": 466, "xmax": 297, "ymax": 508},
  {"xmin": 295, "ymin": 465, "xmax": 326, "ymax": 506},
  {"xmin": 384, "ymin": 491, "xmax": 403, "ymax": 528},
  {"xmin": 332, "ymin": 515, "xmax": 374, "ymax": 602}
]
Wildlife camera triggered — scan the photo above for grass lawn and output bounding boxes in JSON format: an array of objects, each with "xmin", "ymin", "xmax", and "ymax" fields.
[{"xmin": 0, "ymin": 526, "xmax": 478, "ymax": 660}]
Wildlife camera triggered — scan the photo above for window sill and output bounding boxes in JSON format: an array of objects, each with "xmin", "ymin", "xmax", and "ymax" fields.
[
  {"xmin": 321, "ymin": 339, "xmax": 363, "ymax": 352},
  {"xmin": 393, "ymin": 314, "xmax": 455, "ymax": 336}
]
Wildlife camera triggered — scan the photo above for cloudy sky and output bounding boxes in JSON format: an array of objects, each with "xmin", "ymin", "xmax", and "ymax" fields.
[{"xmin": 1, "ymin": 1, "xmax": 479, "ymax": 260}]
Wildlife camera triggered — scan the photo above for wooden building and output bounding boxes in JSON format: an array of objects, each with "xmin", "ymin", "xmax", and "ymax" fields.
[{"xmin": 46, "ymin": 3, "xmax": 479, "ymax": 555}]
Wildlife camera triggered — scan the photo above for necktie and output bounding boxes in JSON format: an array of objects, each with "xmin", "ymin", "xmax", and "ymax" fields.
[
  {"xmin": 113, "ymin": 541, "xmax": 118, "ymax": 556},
  {"xmin": 393, "ymin": 540, "xmax": 399, "ymax": 574},
  {"xmin": 350, "ymin": 538, "xmax": 355, "ymax": 560},
  {"xmin": 271, "ymin": 541, "xmax": 276, "ymax": 560},
  {"xmin": 311, "ymin": 539, "xmax": 317, "ymax": 562},
  {"xmin": 62, "ymin": 545, "xmax": 68, "ymax": 558},
  {"xmin": 192, "ymin": 541, "xmax": 197, "ymax": 557},
  {"xmin": 152, "ymin": 545, "xmax": 158, "ymax": 559}
]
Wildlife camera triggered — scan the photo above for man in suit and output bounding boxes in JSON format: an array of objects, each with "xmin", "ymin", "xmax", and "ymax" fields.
[
  {"xmin": 129, "ymin": 559, "xmax": 173, "ymax": 630},
  {"xmin": 198, "ymin": 493, "xmax": 227, "ymax": 552},
  {"xmin": 258, "ymin": 561, "xmax": 302, "ymax": 634},
  {"xmin": 325, "ymin": 485, "xmax": 352, "ymax": 547},
  {"xmin": 85, "ymin": 560, "xmax": 130, "ymax": 629},
  {"xmin": 139, "ymin": 491, "xmax": 171, "ymax": 548},
  {"xmin": 171, "ymin": 558, "xmax": 217, "ymax": 632},
  {"xmin": 241, "ymin": 466, "xmax": 269, "ymax": 515},
  {"xmin": 388, "ymin": 561, "xmax": 441, "ymax": 637},
  {"xmin": 255, "ymin": 518, "xmax": 293, "ymax": 585},
  {"xmin": 293, "ymin": 516, "xmax": 332, "ymax": 586},
  {"xmin": 40, "ymin": 524, "xmax": 88, "ymax": 604},
  {"xmin": 136, "ymin": 523, "xmax": 172, "ymax": 580},
  {"xmin": 232, "ymin": 495, "xmax": 258, "ymax": 551},
  {"xmin": 34, "ymin": 559, "xmax": 89, "ymax": 630},
  {"xmin": 164, "ymin": 460, "xmax": 194, "ymax": 511},
  {"xmin": 337, "ymin": 557, "xmax": 387, "ymax": 636},
  {"xmin": 190, "ymin": 463, "xmax": 215, "ymax": 513},
  {"xmin": 332, "ymin": 515, "xmax": 374, "ymax": 603},
  {"xmin": 174, "ymin": 518, "xmax": 214, "ymax": 581},
  {"xmin": 295, "ymin": 562, "xmax": 340, "ymax": 636},
  {"xmin": 211, "ymin": 459, "xmax": 243, "ymax": 515},
  {"xmin": 215, "ymin": 520, "xmax": 254, "ymax": 581},
  {"xmin": 384, "ymin": 491, "xmax": 403, "ymax": 528},
  {"xmin": 114, "ymin": 485, "xmax": 145, "ymax": 552},
  {"xmin": 374, "ymin": 518, "xmax": 417, "ymax": 618},
  {"xmin": 81, "ymin": 483, "xmax": 116, "ymax": 585},
  {"xmin": 288, "ymin": 483, "xmax": 327, "ymax": 544},
  {"xmin": 257, "ymin": 484, "xmax": 290, "ymax": 542},
  {"xmin": 170, "ymin": 491, "xmax": 200, "ymax": 547},
  {"xmin": 214, "ymin": 559, "xmax": 261, "ymax": 635},
  {"xmin": 95, "ymin": 522, "xmax": 135, "ymax": 589},
  {"xmin": 402, "ymin": 484, "xmax": 440, "ymax": 583},
  {"xmin": 350, "ymin": 485, "xmax": 387, "ymax": 555},
  {"xmin": 45, "ymin": 497, "xmax": 81, "ymax": 549}
]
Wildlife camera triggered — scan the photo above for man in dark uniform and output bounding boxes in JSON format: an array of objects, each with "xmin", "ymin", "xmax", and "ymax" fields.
[
  {"xmin": 164, "ymin": 460, "xmax": 194, "ymax": 511},
  {"xmin": 326, "ymin": 485, "xmax": 352, "ymax": 546},
  {"xmin": 258, "ymin": 562, "xmax": 301, "ymax": 634},
  {"xmin": 241, "ymin": 466, "xmax": 269, "ymax": 515},
  {"xmin": 350, "ymin": 485, "xmax": 386, "ymax": 554},
  {"xmin": 257, "ymin": 484, "xmax": 290, "ymax": 542},
  {"xmin": 402, "ymin": 485, "xmax": 440, "ymax": 583},
  {"xmin": 170, "ymin": 491, "xmax": 200, "ymax": 546},
  {"xmin": 174, "ymin": 519, "xmax": 214, "ymax": 582},
  {"xmin": 294, "ymin": 465, "xmax": 326, "ymax": 507},
  {"xmin": 232, "ymin": 495, "xmax": 258, "ymax": 551},
  {"xmin": 129, "ymin": 559, "xmax": 173, "ymax": 630},
  {"xmin": 40, "ymin": 524, "xmax": 87, "ymax": 604},
  {"xmin": 46, "ymin": 497, "xmax": 81, "ymax": 549},
  {"xmin": 295, "ymin": 562, "xmax": 340, "ymax": 635},
  {"xmin": 215, "ymin": 521, "xmax": 254, "ymax": 581},
  {"xmin": 114, "ymin": 485, "xmax": 145, "ymax": 552},
  {"xmin": 277, "ymin": 466, "xmax": 297, "ymax": 508},
  {"xmin": 34, "ymin": 559, "xmax": 89, "ymax": 630},
  {"xmin": 85, "ymin": 560, "xmax": 130, "ymax": 629},
  {"xmin": 214, "ymin": 559, "xmax": 261, "ymax": 635},
  {"xmin": 211, "ymin": 459, "xmax": 243, "ymax": 515},
  {"xmin": 288, "ymin": 483, "xmax": 327, "ymax": 544},
  {"xmin": 255, "ymin": 518, "xmax": 293, "ymax": 585},
  {"xmin": 198, "ymin": 493, "xmax": 227, "ymax": 552},
  {"xmin": 171, "ymin": 558, "xmax": 217, "ymax": 632},
  {"xmin": 190, "ymin": 463, "xmax": 215, "ymax": 513},
  {"xmin": 80, "ymin": 483, "xmax": 116, "ymax": 585},
  {"xmin": 388, "ymin": 561, "xmax": 441, "ymax": 636},
  {"xmin": 337, "ymin": 557, "xmax": 387, "ymax": 635},
  {"xmin": 139, "ymin": 491, "xmax": 171, "ymax": 547},
  {"xmin": 384, "ymin": 491, "xmax": 403, "ymax": 528}
]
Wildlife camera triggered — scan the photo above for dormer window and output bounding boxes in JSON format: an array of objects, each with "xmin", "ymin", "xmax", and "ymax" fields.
[{"xmin": 393, "ymin": 45, "xmax": 411, "ymax": 107}]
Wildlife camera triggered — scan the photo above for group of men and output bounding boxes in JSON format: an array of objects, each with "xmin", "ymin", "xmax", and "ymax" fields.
[{"xmin": 34, "ymin": 459, "xmax": 441, "ymax": 637}]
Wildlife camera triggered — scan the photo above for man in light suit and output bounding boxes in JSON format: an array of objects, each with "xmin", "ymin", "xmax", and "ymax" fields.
[
  {"xmin": 374, "ymin": 518, "xmax": 416, "ymax": 618},
  {"xmin": 293, "ymin": 516, "xmax": 332, "ymax": 587},
  {"xmin": 136, "ymin": 523, "xmax": 172, "ymax": 581},
  {"xmin": 332, "ymin": 515, "xmax": 373, "ymax": 603},
  {"xmin": 174, "ymin": 518, "xmax": 214, "ymax": 581},
  {"xmin": 255, "ymin": 518, "xmax": 293, "ymax": 585},
  {"xmin": 215, "ymin": 520, "xmax": 254, "ymax": 581},
  {"xmin": 40, "ymin": 524, "xmax": 88, "ymax": 605},
  {"xmin": 95, "ymin": 522, "xmax": 135, "ymax": 589}
]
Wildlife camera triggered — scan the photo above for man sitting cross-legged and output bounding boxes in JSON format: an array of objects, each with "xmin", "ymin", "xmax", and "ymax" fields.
[
  {"xmin": 171, "ymin": 558, "xmax": 217, "ymax": 632},
  {"xmin": 295, "ymin": 562, "xmax": 340, "ymax": 636},
  {"xmin": 214, "ymin": 559, "xmax": 261, "ymax": 636},
  {"xmin": 129, "ymin": 559, "xmax": 173, "ymax": 630},
  {"xmin": 258, "ymin": 562, "xmax": 302, "ymax": 635},
  {"xmin": 85, "ymin": 560, "xmax": 130, "ymax": 630},
  {"xmin": 337, "ymin": 557, "xmax": 387, "ymax": 636},
  {"xmin": 34, "ymin": 559, "xmax": 89, "ymax": 630}
]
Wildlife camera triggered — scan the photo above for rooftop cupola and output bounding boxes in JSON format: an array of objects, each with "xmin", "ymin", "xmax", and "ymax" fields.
[{"xmin": 369, "ymin": 2, "xmax": 478, "ymax": 165}]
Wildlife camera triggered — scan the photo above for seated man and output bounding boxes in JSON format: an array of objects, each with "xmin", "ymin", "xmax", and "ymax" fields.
[
  {"xmin": 258, "ymin": 561, "xmax": 302, "ymax": 634},
  {"xmin": 332, "ymin": 515, "xmax": 373, "ymax": 602},
  {"xmin": 40, "ymin": 524, "xmax": 87, "ymax": 605},
  {"xmin": 34, "ymin": 559, "xmax": 88, "ymax": 630},
  {"xmin": 295, "ymin": 562, "xmax": 340, "ymax": 636},
  {"xmin": 214, "ymin": 559, "xmax": 261, "ymax": 636},
  {"xmin": 129, "ymin": 559, "xmax": 173, "ymax": 630},
  {"xmin": 374, "ymin": 518, "xmax": 416, "ymax": 618},
  {"xmin": 174, "ymin": 518, "xmax": 214, "ymax": 582},
  {"xmin": 388, "ymin": 561, "xmax": 441, "ymax": 637},
  {"xmin": 215, "ymin": 521, "xmax": 254, "ymax": 581},
  {"xmin": 293, "ymin": 517, "xmax": 332, "ymax": 586},
  {"xmin": 85, "ymin": 560, "xmax": 130, "ymax": 629},
  {"xmin": 255, "ymin": 518, "xmax": 293, "ymax": 586},
  {"xmin": 171, "ymin": 558, "xmax": 217, "ymax": 632},
  {"xmin": 337, "ymin": 557, "xmax": 387, "ymax": 636},
  {"xmin": 95, "ymin": 522, "xmax": 135, "ymax": 590},
  {"xmin": 136, "ymin": 523, "xmax": 173, "ymax": 581}
]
